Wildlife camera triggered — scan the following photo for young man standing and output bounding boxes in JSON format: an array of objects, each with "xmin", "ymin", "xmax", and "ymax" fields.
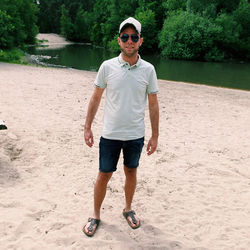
[{"xmin": 83, "ymin": 17, "xmax": 159, "ymax": 237}]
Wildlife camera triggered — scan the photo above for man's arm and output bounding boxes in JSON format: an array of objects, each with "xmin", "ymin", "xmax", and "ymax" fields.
[
  {"xmin": 147, "ymin": 93, "xmax": 159, "ymax": 155},
  {"xmin": 84, "ymin": 87, "xmax": 105, "ymax": 147}
]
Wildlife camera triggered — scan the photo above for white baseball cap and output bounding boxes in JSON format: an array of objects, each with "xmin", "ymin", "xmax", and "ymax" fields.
[{"xmin": 119, "ymin": 17, "xmax": 141, "ymax": 34}]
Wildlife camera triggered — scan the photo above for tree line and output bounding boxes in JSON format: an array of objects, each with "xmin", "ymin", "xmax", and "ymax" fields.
[
  {"xmin": 0, "ymin": 0, "xmax": 38, "ymax": 49},
  {"xmin": 0, "ymin": 0, "xmax": 249, "ymax": 62}
]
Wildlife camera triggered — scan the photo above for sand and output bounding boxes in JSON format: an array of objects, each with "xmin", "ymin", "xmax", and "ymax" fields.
[
  {"xmin": 36, "ymin": 33, "xmax": 73, "ymax": 49},
  {"xmin": 0, "ymin": 35, "xmax": 250, "ymax": 250}
]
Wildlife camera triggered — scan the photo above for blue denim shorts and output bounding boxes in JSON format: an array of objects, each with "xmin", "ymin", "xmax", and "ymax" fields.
[{"xmin": 99, "ymin": 137, "xmax": 144, "ymax": 173}]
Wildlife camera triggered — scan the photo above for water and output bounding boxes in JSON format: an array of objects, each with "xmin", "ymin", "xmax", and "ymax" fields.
[{"xmin": 27, "ymin": 44, "xmax": 250, "ymax": 91}]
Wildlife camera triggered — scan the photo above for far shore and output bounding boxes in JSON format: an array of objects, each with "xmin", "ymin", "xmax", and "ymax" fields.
[{"xmin": 36, "ymin": 33, "xmax": 73, "ymax": 49}]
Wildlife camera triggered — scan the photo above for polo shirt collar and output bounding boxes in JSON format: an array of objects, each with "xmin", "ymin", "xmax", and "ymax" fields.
[{"xmin": 118, "ymin": 53, "xmax": 141, "ymax": 68}]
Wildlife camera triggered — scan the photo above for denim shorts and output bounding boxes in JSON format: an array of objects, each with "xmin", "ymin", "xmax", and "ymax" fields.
[{"xmin": 99, "ymin": 136, "xmax": 144, "ymax": 173}]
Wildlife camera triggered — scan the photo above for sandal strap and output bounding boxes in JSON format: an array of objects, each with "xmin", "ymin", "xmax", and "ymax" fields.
[
  {"xmin": 87, "ymin": 218, "xmax": 100, "ymax": 232},
  {"xmin": 126, "ymin": 210, "xmax": 137, "ymax": 225}
]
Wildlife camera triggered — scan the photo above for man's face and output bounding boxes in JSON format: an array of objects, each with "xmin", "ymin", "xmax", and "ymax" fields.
[{"xmin": 118, "ymin": 27, "xmax": 143, "ymax": 57}]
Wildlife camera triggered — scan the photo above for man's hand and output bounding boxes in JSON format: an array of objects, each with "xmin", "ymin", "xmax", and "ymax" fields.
[
  {"xmin": 84, "ymin": 128, "xmax": 94, "ymax": 147},
  {"xmin": 147, "ymin": 93, "xmax": 159, "ymax": 156},
  {"xmin": 147, "ymin": 136, "xmax": 158, "ymax": 155},
  {"xmin": 84, "ymin": 87, "xmax": 104, "ymax": 148}
]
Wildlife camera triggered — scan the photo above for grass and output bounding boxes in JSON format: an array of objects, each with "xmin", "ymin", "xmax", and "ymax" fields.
[
  {"xmin": 0, "ymin": 48, "xmax": 27, "ymax": 64},
  {"xmin": 0, "ymin": 38, "xmax": 50, "ymax": 65}
]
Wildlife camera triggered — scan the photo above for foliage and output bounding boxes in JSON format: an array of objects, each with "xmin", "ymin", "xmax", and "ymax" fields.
[
  {"xmin": 159, "ymin": 0, "xmax": 249, "ymax": 61},
  {"xmin": 135, "ymin": 0, "xmax": 165, "ymax": 30},
  {"xmin": 214, "ymin": 13, "xmax": 241, "ymax": 58},
  {"xmin": 159, "ymin": 11, "xmax": 223, "ymax": 61},
  {"xmin": 19, "ymin": 0, "xmax": 39, "ymax": 44},
  {"xmin": 0, "ymin": 48, "xmax": 25, "ymax": 63},
  {"xmin": 60, "ymin": 4, "xmax": 73, "ymax": 39},
  {"xmin": 7, "ymin": 0, "xmax": 246, "ymax": 62},
  {"xmin": 0, "ymin": 10, "xmax": 14, "ymax": 48},
  {"xmin": 73, "ymin": 8, "xmax": 92, "ymax": 42},
  {"xmin": 37, "ymin": 0, "xmax": 61, "ymax": 33},
  {"xmin": 34, "ymin": 0, "xmax": 250, "ymax": 61},
  {"xmin": 163, "ymin": 0, "xmax": 186, "ymax": 13},
  {"xmin": 108, "ymin": 35, "xmax": 120, "ymax": 53},
  {"xmin": 0, "ymin": 0, "xmax": 38, "ymax": 49},
  {"xmin": 1, "ymin": 0, "xmax": 248, "ymax": 62},
  {"xmin": 233, "ymin": 0, "xmax": 250, "ymax": 59},
  {"xmin": 135, "ymin": 9, "xmax": 157, "ymax": 51}
]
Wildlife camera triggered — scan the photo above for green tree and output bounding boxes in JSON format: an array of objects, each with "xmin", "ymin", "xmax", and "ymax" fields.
[
  {"xmin": 163, "ymin": 0, "xmax": 186, "ymax": 13},
  {"xmin": 187, "ymin": 0, "xmax": 241, "ymax": 16},
  {"xmin": 108, "ymin": 34, "xmax": 120, "ymax": 53},
  {"xmin": 37, "ymin": 0, "xmax": 62, "ymax": 33},
  {"xmin": 19, "ymin": 0, "xmax": 38, "ymax": 44},
  {"xmin": 0, "ymin": 10, "xmax": 14, "ymax": 48},
  {"xmin": 1, "ymin": 0, "xmax": 26, "ymax": 46},
  {"xmin": 233, "ymin": 0, "xmax": 250, "ymax": 58},
  {"xmin": 60, "ymin": 4, "xmax": 73, "ymax": 40},
  {"xmin": 214, "ymin": 13, "xmax": 241, "ymax": 58},
  {"xmin": 34, "ymin": 0, "xmax": 250, "ymax": 61},
  {"xmin": 187, "ymin": 0, "xmax": 217, "ymax": 18},
  {"xmin": 159, "ymin": 11, "xmax": 223, "ymax": 61},
  {"xmin": 135, "ymin": 9, "xmax": 157, "ymax": 51},
  {"xmin": 215, "ymin": 0, "xmax": 241, "ymax": 13},
  {"xmin": 136, "ymin": 0, "xmax": 165, "ymax": 30},
  {"xmin": 73, "ymin": 8, "xmax": 92, "ymax": 42},
  {"xmin": 89, "ymin": 0, "xmax": 111, "ymax": 45},
  {"xmin": 0, "ymin": 0, "xmax": 38, "ymax": 47},
  {"xmin": 90, "ymin": 0, "xmax": 138, "ymax": 47},
  {"xmin": 37, "ymin": 0, "xmax": 96, "ymax": 33}
]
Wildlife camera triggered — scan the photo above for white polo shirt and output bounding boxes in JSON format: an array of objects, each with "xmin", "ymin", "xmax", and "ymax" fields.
[{"xmin": 94, "ymin": 53, "xmax": 158, "ymax": 140}]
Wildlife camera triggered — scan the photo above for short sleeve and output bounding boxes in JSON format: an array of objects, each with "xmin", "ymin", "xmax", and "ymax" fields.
[
  {"xmin": 94, "ymin": 62, "xmax": 107, "ymax": 89},
  {"xmin": 146, "ymin": 66, "xmax": 158, "ymax": 94}
]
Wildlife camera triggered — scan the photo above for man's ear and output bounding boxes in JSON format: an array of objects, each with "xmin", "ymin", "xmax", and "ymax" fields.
[{"xmin": 118, "ymin": 36, "xmax": 121, "ymax": 46}]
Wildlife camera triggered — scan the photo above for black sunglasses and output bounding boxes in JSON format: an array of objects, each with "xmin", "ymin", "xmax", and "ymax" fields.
[{"xmin": 120, "ymin": 33, "xmax": 140, "ymax": 43}]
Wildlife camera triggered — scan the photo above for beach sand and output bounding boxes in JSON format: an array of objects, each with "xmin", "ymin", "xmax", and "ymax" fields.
[
  {"xmin": 0, "ymin": 35, "xmax": 250, "ymax": 249},
  {"xmin": 36, "ymin": 33, "xmax": 73, "ymax": 49}
]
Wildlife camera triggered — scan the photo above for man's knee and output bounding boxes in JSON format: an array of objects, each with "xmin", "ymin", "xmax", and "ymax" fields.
[
  {"xmin": 97, "ymin": 171, "xmax": 113, "ymax": 184},
  {"xmin": 124, "ymin": 166, "xmax": 137, "ymax": 175}
]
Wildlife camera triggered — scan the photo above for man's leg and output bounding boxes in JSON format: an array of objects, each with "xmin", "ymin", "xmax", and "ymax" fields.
[
  {"xmin": 123, "ymin": 166, "xmax": 140, "ymax": 228},
  {"xmin": 124, "ymin": 166, "xmax": 137, "ymax": 211},
  {"xmin": 83, "ymin": 137, "xmax": 121, "ymax": 236},
  {"xmin": 84, "ymin": 171, "xmax": 112, "ymax": 235},
  {"xmin": 94, "ymin": 171, "xmax": 113, "ymax": 218}
]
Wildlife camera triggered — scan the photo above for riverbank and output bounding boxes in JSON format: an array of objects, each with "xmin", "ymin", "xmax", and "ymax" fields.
[
  {"xmin": 26, "ymin": 33, "xmax": 250, "ymax": 91},
  {"xmin": 0, "ymin": 62, "xmax": 250, "ymax": 250},
  {"xmin": 0, "ymin": 33, "xmax": 72, "ymax": 65},
  {"xmin": 37, "ymin": 33, "xmax": 73, "ymax": 49}
]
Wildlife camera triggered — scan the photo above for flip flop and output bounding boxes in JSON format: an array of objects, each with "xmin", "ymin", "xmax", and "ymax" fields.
[
  {"xmin": 83, "ymin": 218, "xmax": 100, "ymax": 237},
  {"xmin": 123, "ymin": 210, "xmax": 141, "ymax": 229}
]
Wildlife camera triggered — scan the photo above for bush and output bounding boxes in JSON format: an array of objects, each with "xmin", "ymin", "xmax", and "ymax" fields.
[
  {"xmin": 0, "ymin": 0, "xmax": 38, "ymax": 48},
  {"xmin": 0, "ymin": 48, "xmax": 25, "ymax": 63},
  {"xmin": 135, "ymin": 9, "xmax": 157, "ymax": 52},
  {"xmin": 214, "ymin": 13, "xmax": 241, "ymax": 58},
  {"xmin": 60, "ymin": 5, "xmax": 74, "ymax": 40},
  {"xmin": 159, "ymin": 11, "xmax": 224, "ymax": 61},
  {"xmin": 108, "ymin": 35, "xmax": 120, "ymax": 53},
  {"xmin": 0, "ymin": 10, "xmax": 14, "ymax": 49},
  {"xmin": 233, "ymin": 0, "xmax": 250, "ymax": 59},
  {"xmin": 73, "ymin": 8, "xmax": 92, "ymax": 42}
]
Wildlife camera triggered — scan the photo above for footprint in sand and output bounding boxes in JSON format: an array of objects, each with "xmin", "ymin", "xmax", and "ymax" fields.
[{"xmin": 0, "ymin": 157, "xmax": 20, "ymax": 186}]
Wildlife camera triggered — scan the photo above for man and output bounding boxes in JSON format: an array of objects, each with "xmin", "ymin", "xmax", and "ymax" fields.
[{"xmin": 83, "ymin": 17, "xmax": 159, "ymax": 237}]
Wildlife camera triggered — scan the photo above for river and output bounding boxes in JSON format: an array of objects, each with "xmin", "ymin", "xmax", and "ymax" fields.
[{"xmin": 27, "ymin": 44, "xmax": 250, "ymax": 91}]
